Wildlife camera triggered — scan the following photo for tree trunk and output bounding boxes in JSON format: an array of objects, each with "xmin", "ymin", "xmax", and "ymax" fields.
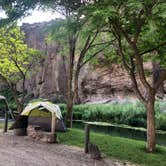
[
  {"xmin": 13, "ymin": 92, "xmax": 23, "ymax": 113},
  {"xmin": 17, "ymin": 103, "xmax": 23, "ymax": 113},
  {"xmin": 74, "ymin": 80, "xmax": 81, "ymax": 104},
  {"xmin": 74, "ymin": 70, "xmax": 81, "ymax": 104},
  {"xmin": 10, "ymin": 86, "xmax": 23, "ymax": 113},
  {"xmin": 146, "ymin": 92, "xmax": 156, "ymax": 152},
  {"xmin": 65, "ymin": 36, "xmax": 76, "ymax": 128},
  {"xmin": 65, "ymin": 68, "xmax": 74, "ymax": 128},
  {"xmin": 65, "ymin": 99, "xmax": 73, "ymax": 128},
  {"xmin": 3, "ymin": 107, "xmax": 8, "ymax": 133}
]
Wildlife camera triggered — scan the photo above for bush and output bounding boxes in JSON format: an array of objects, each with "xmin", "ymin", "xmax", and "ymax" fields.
[
  {"xmin": 58, "ymin": 101, "xmax": 166, "ymax": 131},
  {"xmin": 0, "ymin": 87, "xmax": 17, "ymax": 111},
  {"xmin": 156, "ymin": 112, "xmax": 166, "ymax": 130}
]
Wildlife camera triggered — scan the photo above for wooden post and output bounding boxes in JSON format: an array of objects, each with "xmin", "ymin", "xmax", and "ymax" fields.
[
  {"xmin": 85, "ymin": 124, "xmax": 90, "ymax": 153},
  {"xmin": 51, "ymin": 113, "xmax": 56, "ymax": 134},
  {"xmin": 4, "ymin": 109, "xmax": 8, "ymax": 133},
  {"xmin": 49, "ymin": 113, "xmax": 57, "ymax": 143}
]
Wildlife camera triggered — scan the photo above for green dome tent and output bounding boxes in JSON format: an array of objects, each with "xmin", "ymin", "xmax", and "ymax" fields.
[{"xmin": 21, "ymin": 101, "xmax": 66, "ymax": 132}]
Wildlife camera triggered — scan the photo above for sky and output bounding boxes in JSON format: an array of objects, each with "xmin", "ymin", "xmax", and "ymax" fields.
[{"xmin": 0, "ymin": 9, "xmax": 64, "ymax": 25}]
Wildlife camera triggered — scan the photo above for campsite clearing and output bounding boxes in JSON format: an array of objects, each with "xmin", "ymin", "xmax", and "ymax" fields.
[{"xmin": 0, "ymin": 131, "xmax": 135, "ymax": 166}]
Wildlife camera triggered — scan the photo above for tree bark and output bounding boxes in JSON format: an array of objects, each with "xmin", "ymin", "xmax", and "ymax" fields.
[
  {"xmin": 146, "ymin": 92, "xmax": 156, "ymax": 152},
  {"xmin": 65, "ymin": 98, "xmax": 73, "ymax": 128},
  {"xmin": 74, "ymin": 78, "xmax": 81, "ymax": 104},
  {"xmin": 74, "ymin": 69, "xmax": 81, "ymax": 104},
  {"xmin": 65, "ymin": 67, "xmax": 74, "ymax": 128},
  {"xmin": 65, "ymin": 35, "xmax": 76, "ymax": 128},
  {"xmin": 3, "ymin": 107, "xmax": 8, "ymax": 133},
  {"xmin": 10, "ymin": 85, "xmax": 23, "ymax": 113}
]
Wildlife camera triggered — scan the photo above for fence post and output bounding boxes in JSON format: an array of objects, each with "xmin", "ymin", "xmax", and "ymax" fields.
[
  {"xmin": 4, "ymin": 110, "xmax": 8, "ymax": 133},
  {"xmin": 84, "ymin": 123, "xmax": 90, "ymax": 153}
]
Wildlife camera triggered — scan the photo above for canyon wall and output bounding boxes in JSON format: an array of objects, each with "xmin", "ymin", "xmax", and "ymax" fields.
[
  {"xmin": 5, "ymin": 22, "xmax": 165, "ymax": 103},
  {"xmin": 22, "ymin": 22, "xmax": 166, "ymax": 103},
  {"xmin": 21, "ymin": 22, "xmax": 67, "ymax": 102},
  {"xmin": 21, "ymin": 22, "xmax": 138, "ymax": 103}
]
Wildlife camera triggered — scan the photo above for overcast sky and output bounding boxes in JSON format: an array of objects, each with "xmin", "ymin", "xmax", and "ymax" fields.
[{"xmin": 0, "ymin": 9, "xmax": 63, "ymax": 25}]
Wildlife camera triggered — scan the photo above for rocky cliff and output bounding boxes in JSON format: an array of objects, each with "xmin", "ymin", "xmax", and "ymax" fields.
[
  {"xmin": 20, "ymin": 22, "xmax": 157, "ymax": 103},
  {"xmin": 15, "ymin": 22, "xmax": 166, "ymax": 103},
  {"xmin": 21, "ymin": 22, "xmax": 67, "ymax": 102},
  {"xmin": 21, "ymin": 22, "xmax": 134, "ymax": 103}
]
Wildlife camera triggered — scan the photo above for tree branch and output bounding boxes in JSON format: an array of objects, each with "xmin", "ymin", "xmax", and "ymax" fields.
[
  {"xmin": 113, "ymin": 20, "xmax": 152, "ymax": 91},
  {"xmin": 76, "ymin": 29, "xmax": 101, "ymax": 72},
  {"xmin": 77, "ymin": 34, "xmax": 91, "ymax": 68},
  {"xmin": 87, "ymin": 29, "xmax": 99, "ymax": 48},
  {"xmin": 115, "ymin": 32, "xmax": 146, "ymax": 103},
  {"xmin": 139, "ymin": 42, "xmax": 166, "ymax": 56},
  {"xmin": 129, "ymin": 57, "xmax": 147, "ymax": 104},
  {"xmin": 134, "ymin": 9, "xmax": 145, "ymax": 43},
  {"xmin": 115, "ymin": 34, "xmax": 131, "ymax": 71},
  {"xmin": 90, "ymin": 41, "xmax": 113, "ymax": 48},
  {"xmin": 79, "ymin": 45, "xmax": 107, "ymax": 69}
]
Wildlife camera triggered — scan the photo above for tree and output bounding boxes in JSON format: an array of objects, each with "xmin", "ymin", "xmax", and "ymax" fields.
[
  {"xmin": 50, "ymin": 1, "xmax": 107, "ymax": 128},
  {"xmin": 83, "ymin": 0, "xmax": 166, "ymax": 152},
  {"xmin": 0, "ymin": 0, "xmax": 103, "ymax": 127},
  {"xmin": 41, "ymin": 0, "xmax": 107, "ymax": 128},
  {"xmin": 48, "ymin": 13, "xmax": 110, "ymax": 127},
  {"xmin": 0, "ymin": 26, "xmax": 41, "ymax": 113},
  {"xmin": 0, "ymin": 0, "xmax": 88, "ymax": 24}
]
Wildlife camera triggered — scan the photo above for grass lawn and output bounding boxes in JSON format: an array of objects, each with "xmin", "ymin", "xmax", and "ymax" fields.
[
  {"xmin": 0, "ymin": 123, "xmax": 5, "ymax": 129},
  {"xmin": 58, "ymin": 128, "xmax": 166, "ymax": 166}
]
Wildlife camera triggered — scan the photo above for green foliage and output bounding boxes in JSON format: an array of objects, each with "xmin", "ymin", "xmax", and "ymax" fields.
[
  {"xmin": 0, "ymin": 0, "xmax": 85, "ymax": 25},
  {"xmin": 82, "ymin": 0, "xmax": 166, "ymax": 67},
  {"xmin": 0, "ymin": 25, "xmax": 42, "ymax": 112},
  {"xmin": 58, "ymin": 128, "xmax": 166, "ymax": 166},
  {"xmin": 47, "ymin": 18, "xmax": 80, "ymax": 57},
  {"xmin": 0, "ymin": 1, "xmax": 36, "ymax": 20},
  {"xmin": 0, "ymin": 26, "xmax": 41, "ymax": 84},
  {"xmin": 47, "ymin": 16, "xmax": 110, "ymax": 64},
  {"xmin": 48, "ymin": 19, "xmax": 69, "ymax": 44},
  {"xmin": 156, "ymin": 112, "xmax": 166, "ymax": 130},
  {"xmin": 59, "ymin": 101, "xmax": 166, "ymax": 130},
  {"xmin": 0, "ymin": 87, "xmax": 17, "ymax": 110}
]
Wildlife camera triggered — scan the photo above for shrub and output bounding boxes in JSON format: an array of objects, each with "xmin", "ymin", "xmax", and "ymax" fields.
[
  {"xmin": 156, "ymin": 112, "xmax": 166, "ymax": 130},
  {"xmin": 0, "ymin": 87, "xmax": 17, "ymax": 111},
  {"xmin": 58, "ymin": 100, "xmax": 166, "ymax": 131}
]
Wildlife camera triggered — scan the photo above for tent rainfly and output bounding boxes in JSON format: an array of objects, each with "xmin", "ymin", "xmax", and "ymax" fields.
[{"xmin": 21, "ymin": 101, "xmax": 66, "ymax": 132}]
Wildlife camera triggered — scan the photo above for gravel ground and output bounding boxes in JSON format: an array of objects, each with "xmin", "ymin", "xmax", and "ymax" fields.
[{"xmin": 0, "ymin": 131, "xmax": 136, "ymax": 166}]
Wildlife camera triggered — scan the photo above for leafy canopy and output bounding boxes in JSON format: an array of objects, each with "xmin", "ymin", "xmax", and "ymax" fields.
[
  {"xmin": 82, "ymin": 0, "xmax": 166, "ymax": 67},
  {"xmin": 0, "ymin": 0, "xmax": 86, "ymax": 25},
  {"xmin": 0, "ymin": 26, "xmax": 40, "ymax": 84}
]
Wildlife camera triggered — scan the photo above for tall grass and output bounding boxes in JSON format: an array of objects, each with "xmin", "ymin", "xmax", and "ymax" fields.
[{"xmin": 59, "ymin": 101, "xmax": 166, "ymax": 130}]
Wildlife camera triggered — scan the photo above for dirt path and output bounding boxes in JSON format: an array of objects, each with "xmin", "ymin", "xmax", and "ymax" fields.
[{"xmin": 0, "ymin": 132, "xmax": 136, "ymax": 166}]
